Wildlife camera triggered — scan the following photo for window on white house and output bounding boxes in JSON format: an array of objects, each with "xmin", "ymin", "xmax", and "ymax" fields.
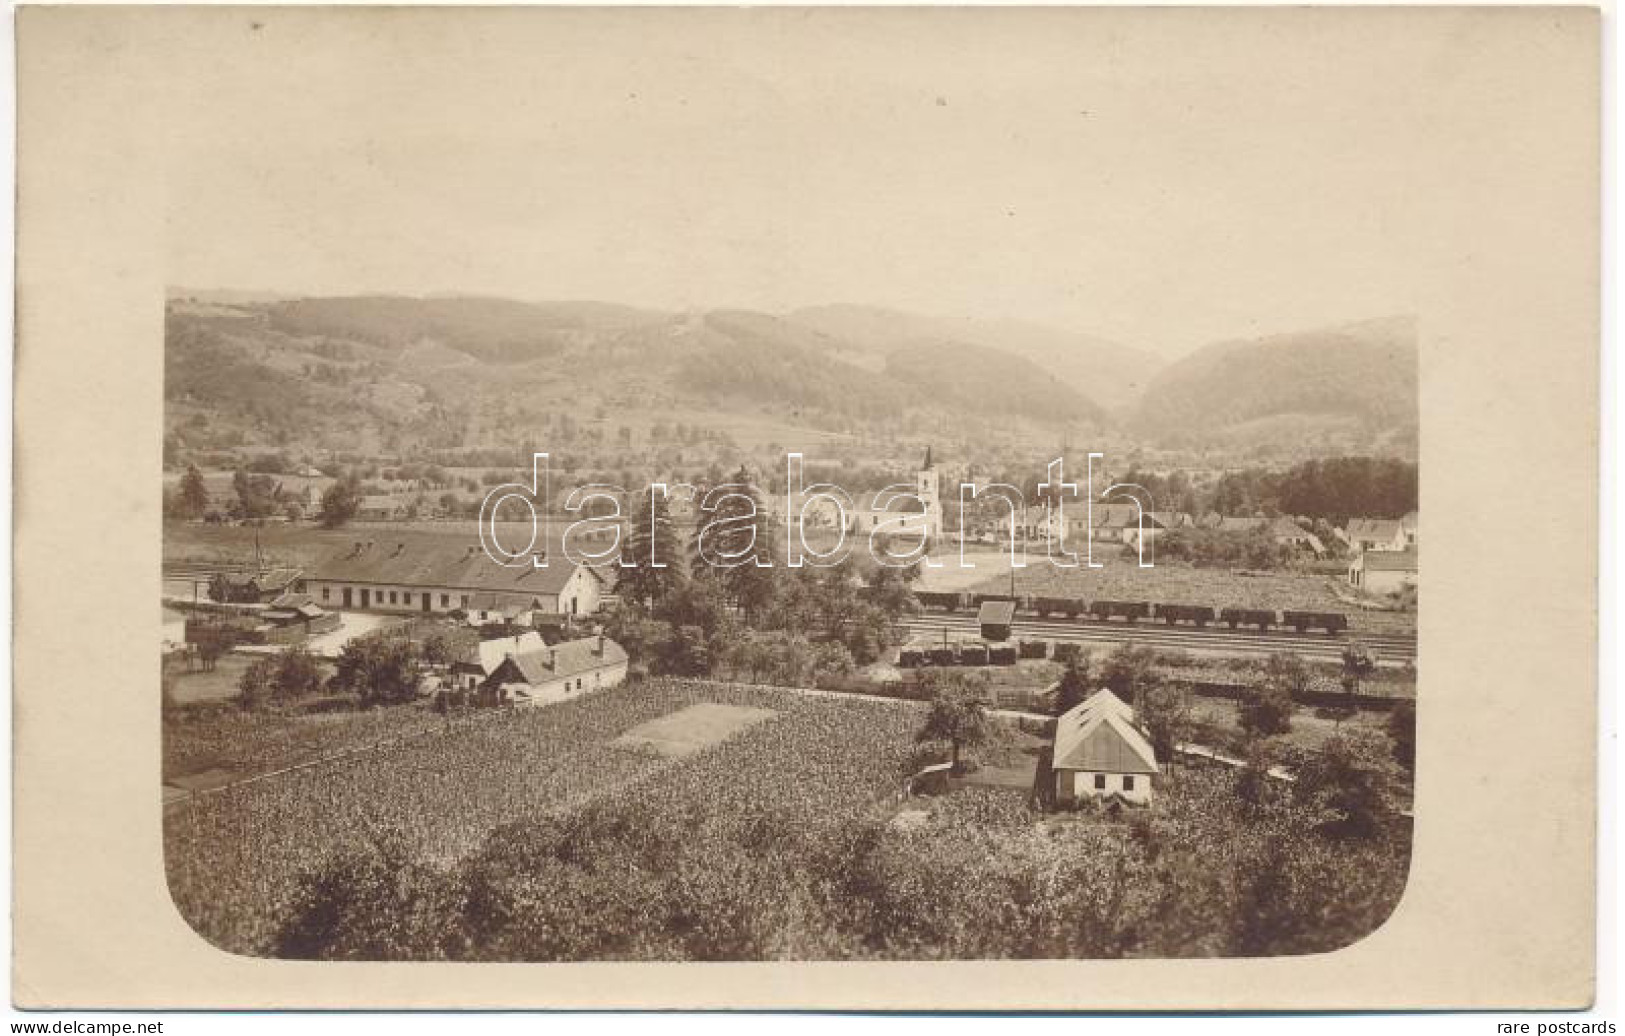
[
  {"xmin": 1094, "ymin": 774, "xmax": 1106, "ymax": 790},
  {"xmin": 1123, "ymin": 775, "xmax": 1135, "ymax": 791}
]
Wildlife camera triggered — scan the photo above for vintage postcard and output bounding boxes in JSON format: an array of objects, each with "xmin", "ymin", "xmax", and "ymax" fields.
[{"xmin": 11, "ymin": 5, "xmax": 1600, "ymax": 1010}]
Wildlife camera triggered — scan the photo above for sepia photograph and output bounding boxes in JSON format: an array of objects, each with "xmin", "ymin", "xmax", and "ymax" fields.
[
  {"xmin": 9, "ymin": 2, "xmax": 1604, "ymax": 1016},
  {"xmin": 156, "ymin": 7, "xmax": 1420, "ymax": 963}
]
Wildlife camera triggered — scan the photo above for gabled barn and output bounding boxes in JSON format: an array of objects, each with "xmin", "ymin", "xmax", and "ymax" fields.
[
  {"xmin": 308, "ymin": 538, "xmax": 605, "ymax": 619},
  {"xmin": 1051, "ymin": 689, "xmax": 1159, "ymax": 807}
]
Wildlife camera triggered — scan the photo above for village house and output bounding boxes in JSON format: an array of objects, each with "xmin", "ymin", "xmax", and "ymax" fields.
[
  {"xmin": 1051, "ymin": 688, "xmax": 1159, "ymax": 807},
  {"xmin": 356, "ymin": 495, "xmax": 410, "ymax": 522},
  {"xmin": 450, "ymin": 629, "xmax": 629, "ymax": 708},
  {"xmin": 1063, "ymin": 501, "xmax": 1146, "ymax": 546},
  {"xmin": 1346, "ymin": 518, "xmax": 1408, "ymax": 553},
  {"xmin": 1122, "ymin": 511, "xmax": 1191, "ymax": 551},
  {"xmin": 1400, "ymin": 510, "xmax": 1419, "ymax": 547},
  {"xmin": 1267, "ymin": 516, "xmax": 1326, "ymax": 556},
  {"xmin": 1348, "ymin": 548, "xmax": 1419, "ymax": 595},
  {"xmin": 307, "ymin": 538, "xmax": 606, "ymax": 619},
  {"xmin": 1015, "ymin": 502, "xmax": 1065, "ymax": 543}
]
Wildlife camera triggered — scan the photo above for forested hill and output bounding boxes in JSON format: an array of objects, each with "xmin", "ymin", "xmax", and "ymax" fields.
[
  {"xmin": 163, "ymin": 295, "xmax": 1116, "ymax": 454},
  {"xmin": 789, "ymin": 304, "xmax": 1161, "ymax": 413},
  {"xmin": 1133, "ymin": 317, "xmax": 1417, "ymax": 448}
]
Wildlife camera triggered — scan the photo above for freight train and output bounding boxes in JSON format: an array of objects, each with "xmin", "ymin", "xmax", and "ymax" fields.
[{"xmin": 910, "ymin": 590, "xmax": 1348, "ymax": 635}]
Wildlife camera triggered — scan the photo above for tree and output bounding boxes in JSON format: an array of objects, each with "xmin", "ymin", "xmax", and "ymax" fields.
[
  {"xmin": 1239, "ymin": 680, "xmax": 1294, "ymax": 737},
  {"xmin": 234, "ymin": 467, "xmax": 277, "ymax": 519},
  {"xmin": 603, "ymin": 604, "xmax": 674, "ymax": 674},
  {"xmin": 865, "ymin": 560, "xmax": 921, "ymax": 619},
  {"xmin": 810, "ymin": 640, "xmax": 855, "ymax": 684},
  {"xmin": 196, "ymin": 634, "xmax": 226, "ymax": 673},
  {"xmin": 273, "ymin": 829, "xmax": 468, "ymax": 960},
  {"xmin": 691, "ymin": 468, "xmax": 777, "ymax": 624},
  {"xmin": 1102, "ymin": 642, "xmax": 1159, "ymax": 704},
  {"xmin": 270, "ymin": 645, "xmax": 325, "ymax": 701},
  {"xmin": 1294, "ymin": 730, "xmax": 1403, "ymax": 838},
  {"xmin": 1136, "ymin": 682, "xmax": 1189, "ymax": 767},
  {"xmin": 331, "ymin": 634, "xmax": 422, "ymax": 707},
  {"xmin": 1234, "ymin": 738, "xmax": 1282, "ymax": 810},
  {"xmin": 663, "ymin": 624, "xmax": 712, "ymax": 677},
  {"xmin": 620, "ymin": 488, "xmax": 685, "ymax": 609},
  {"xmin": 420, "ymin": 630, "xmax": 457, "ymax": 667},
  {"xmin": 1263, "ymin": 652, "xmax": 1311, "ymax": 700},
  {"xmin": 1053, "ymin": 651, "xmax": 1095, "ymax": 715},
  {"xmin": 320, "ymin": 475, "xmax": 363, "ymax": 529},
  {"xmin": 238, "ymin": 656, "xmax": 275, "ymax": 710},
  {"xmin": 179, "ymin": 463, "xmax": 209, "ymax": 519},
  {"xmin": 1387, "ymin": 699, "xmax": 1416, "ymax": 770},
  {"xmin": 916, "ymin": 670, "xmax": 991, "ymax": 774}
]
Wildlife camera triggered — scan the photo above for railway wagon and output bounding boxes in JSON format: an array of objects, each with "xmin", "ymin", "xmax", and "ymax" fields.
[
  {"xmin": 1029, "ymin": 595, "xmax": 1085, "ymax": 618},
  {"xmin": 916, "ymin": 590, "xmax": 969, "ymax": 613},
  {"xmin": 1281, "ymin": 610, "xmax": 1349, "ymax": 635},
  {"xmin": 1088, "ymin": 599, "xmax": 1152, "ymax": 622},
  {"xmin": 1155, "ymin": 603, "xmax": 1216, "ymax": 627},
  {"xmin": 1218, "ymin": 607, "xmax": 1277, "ymax": 630},
  {"xmin": 988, "ymin": 644, "xmax": 1018, "ymax": 665},
  {"xmin": 957, "ymin": 643, "xmax": 990, "ymax": 666},
  {"xmin": 970, "ymin": 592, "xmax": 1020, "ymax": 604},
  {"xmin": 1017, "ymin": 639, "xmax": 1049, "ymax": 660}
]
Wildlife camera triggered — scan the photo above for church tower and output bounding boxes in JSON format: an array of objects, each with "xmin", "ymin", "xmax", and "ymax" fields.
[{"xmin": 916, "ymin": 446, "xmax": 942, "ymax": 540}]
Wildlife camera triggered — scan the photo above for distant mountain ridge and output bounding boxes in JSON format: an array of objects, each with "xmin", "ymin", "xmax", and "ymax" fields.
[
  {"xmin": 164, "ymin": 293, "xmax": 1418, "ymax": 457},
  {"xmin": 1132, "ymin": 316, "xmax": 1417, "ymax": 445},
  {"xmin": 787, "ymin": 304, "xmax": 1162, "ymax": 412},
  {"xmin": 164, "ymin": 295, "xmax": 1120, "ymax": 454}
]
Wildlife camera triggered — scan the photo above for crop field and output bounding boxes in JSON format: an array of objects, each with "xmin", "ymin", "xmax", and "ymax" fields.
[
  {"xmin": 166, "ymin": 678, "xmax": 1410, "ymax": 962},
  {"xmin": 164, "ymin": 679, "xmax": 921, "ymax": 956},
  {"xmin": 163, "ymin": 701, "xmax": 451, "ymax": 785},
  {"xmin": 611, "ymin": 702, "xmax": 778, "ymax": 757}
]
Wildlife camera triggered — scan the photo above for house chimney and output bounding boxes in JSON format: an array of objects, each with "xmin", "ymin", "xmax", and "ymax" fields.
[{"xmin": 593, "ymin": 623, "xmax": 605, "ymax": 655}]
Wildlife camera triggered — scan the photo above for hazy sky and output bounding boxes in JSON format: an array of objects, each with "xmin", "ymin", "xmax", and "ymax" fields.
[{"xmin": 162, "ymin": 8, "xmax": 1473, "ymax": 357}]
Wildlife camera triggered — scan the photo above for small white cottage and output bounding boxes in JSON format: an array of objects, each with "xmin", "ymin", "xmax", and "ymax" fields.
[{"xmin": 1051, "ymin": 689, "xmax": 1160, "ymax": 807}]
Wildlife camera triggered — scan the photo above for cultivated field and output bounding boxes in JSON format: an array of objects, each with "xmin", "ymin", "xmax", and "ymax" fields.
[
  {"xmin": 164, "ymin": 679, "xmax": 920, "ymax": 956},
  {"xmin": 165, "ymin": 677, "xmax": 1411, "ymax": 962}
]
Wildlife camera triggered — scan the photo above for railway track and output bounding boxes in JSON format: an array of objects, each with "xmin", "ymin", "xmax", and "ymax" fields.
[{"xmin": 898, "ymin": 613, "xmax": 1416, "ymax": 666}]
